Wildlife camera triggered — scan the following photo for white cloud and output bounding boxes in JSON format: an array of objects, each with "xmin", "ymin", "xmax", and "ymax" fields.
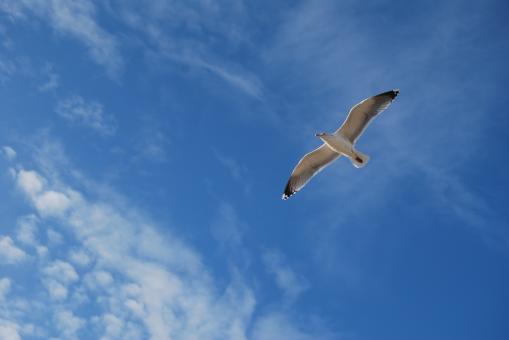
[
  {"xmin": 100, "ymin": 313, "xmax": 123, "ymax": 340},
  {"xmin": 15, "ymin": 167, "xmax": 78, "ymax": 219},
  {"xmin": 69, "ymin": 249, "xmax": 91, "ymax": 267},
  {"xmin": 1, "ymin": 146, "xmax": 16, "ymax": 160},
  {"xmin": 0, "ymin": 319, "xmax": 21, "ymax": 340},
  {"xmin": 54, "ymin": 309, "xmax": 85, "ymax": 339},
  {"xmin": 36, "ymin": 245, "xmax": 49, "ymax": 258},
  {"xmin": 5, "ymin": 140, "xmax": 330, "ymax": 339},
  {"xmin": 20, "ymin": 323, "xmax": 39, "ymax": 338},
  {"xmin": 47, "ymin": 229, "xmax": 63, "ymax": 244},
  {"xmin": 44, "ymin": 279, "xmax": 68, "ymax": 301},
  {"xmin": 42, "ymin": 260, "xmax": 78, "ymax": 301},
  {"xmin": 252, "ymin": 313, "xmax": 326, "ymax": 340},
  {"xmin": 262, "ymin": 249, "xmax": 308, "ymax": 301},
  {"xmin": 0, "ymin": 0, "xmax": 123, "ymax": 77},
  {"xmin": 13, "ymin": 165, "xmax": 258, "ymax": 339},
  {"xmin": 124, "ymin": 298, "xmax": 144, "ymax": 318},
  {"xmin": 0, "ymin": 236, "xmax": 27, "ymax": 264},
  {"xmin": 94, "ymin": 270, "xmax": 114, "ymax": 286},
  {"xmin": 56, "ymin": 95, "xmax": 116, "ymax": 135},
  {"xmin": 0, "ymin": 278, "xmax": 11, "ymax": 301},
  {"xmin": 16, "ymin": 214, "xmax": 38, "ymax": 246},
  {"xmin": 34, "ymin": 190, "xmax": 71, "ymax": 217},
  {"xmin": 16, "ymin": 169, "xmax": 45, "ymax": 196},
  {"xmin": 85, "ymin": 270, "xmax": 114, "ymax": 290},
  {"xmin": 43, "ymin": 260, "xmax": 79, "ymax": 284}
]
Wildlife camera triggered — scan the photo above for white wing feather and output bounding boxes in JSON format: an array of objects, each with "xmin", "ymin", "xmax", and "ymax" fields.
[
  {"xmin": 336, "ymin": 89, "xmax": 399, "ymax": 143},
  {"xmin": 282, "ymin": 144, "xmax": 340, "ymax": 200}
]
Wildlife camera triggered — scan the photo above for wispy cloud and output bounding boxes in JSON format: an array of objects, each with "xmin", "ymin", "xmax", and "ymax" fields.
[
  {"xmin": 0, "ymin": 58, "xmax": 16, "ymax": 83},
  {"xmin": 214, "ymin": 150, "xmax": 252, "ymax": 196},
  {"xmin": 133, "ymin": 126, "xmax": 170, "ymax": 163},
  {"xmin": 2, "ymin": 0, "xmax": 264, "ymax": 97},
  {"xmin": 0, "ymin": 22, "xmax": 12, "ymax": 48},
  {"xmin": 0, "ymin": 54, "xmax": 34, "ymax": 85},
  {"xmin": 37, "ymin": 63, "xmax": 59, "ymax": 92},
  {"xmin": 252, "ymin": 312, "xmax": 323, "ymax": 340},
  {"xmin": 191, "ymin": 56, "xmax": 263, "ymax": 100},
  {"xmin": 56, "ymin": 95, "xmax": 116, "ymax": 135},
  {"xmin": 116, "ymin": 0, "xmax": 264, "ymax": 99},
  {"xmin": 0, "ymin": 278, "xmax": 11, "ymax": 301},
  {"xmin": 211, "ymin": 202, "xmax": 247, "ymax": 250},
  {"xmin": 0, "ymin": 0, "xmax": 123, "ymax": 77},
  {"xmin": 1, "ymin": 146, "xmax": 16, "ymax": 160},
  {"xmin": 262, "ymin": 248, "xmax": 308, "ymax": 302}
]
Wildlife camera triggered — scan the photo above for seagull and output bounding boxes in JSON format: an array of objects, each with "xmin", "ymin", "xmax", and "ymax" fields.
[{"xmin": 282, "ymin": 89, "xmax": 400, "ymax": 200}]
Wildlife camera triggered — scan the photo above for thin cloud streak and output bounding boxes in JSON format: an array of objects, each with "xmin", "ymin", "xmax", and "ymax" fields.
[
  {"xmin": 262, "ymin": 248, "xmax": 309, "ymax": 303},
  {"xmin": 0, "ymin": 0, "xmax": 123, "ymax": 78},
  {"xmin": 114, "ymin": 0, "xmax": 264, "ymax": 99},
  {"xmin": 56, "ymin": 95, "xmax": 116, "ymax": 135}
]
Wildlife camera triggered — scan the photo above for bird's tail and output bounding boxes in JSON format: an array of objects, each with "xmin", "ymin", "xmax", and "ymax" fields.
[{"xmin": 351, "ymin": 151, "xmax": 370, "ymax": 168}]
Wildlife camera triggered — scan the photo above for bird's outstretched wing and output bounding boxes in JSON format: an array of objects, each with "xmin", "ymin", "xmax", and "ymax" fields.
[
  {"xmin": 336, "ymin": 89, "xmax": 399, "ymax": 143},
  {"xmin": 282, "ymin": 144, "xmax": 340, "ymax": 200}
]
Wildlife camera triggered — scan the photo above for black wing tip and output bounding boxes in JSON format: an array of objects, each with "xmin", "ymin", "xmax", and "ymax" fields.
[
  {"xmin": 389, "ymin": 89, "xmax": 400, "ymax": 99},
  {"xmin": 282, "ymin": 193, "xmax": 294, "ymax": 200},
  {"xmin": 282, "ymin": 182, "xmax": 296, "ymax": 200},
  {"xmin": 377, "ymin": 89, "xmax": 400, "ymax": 100}
]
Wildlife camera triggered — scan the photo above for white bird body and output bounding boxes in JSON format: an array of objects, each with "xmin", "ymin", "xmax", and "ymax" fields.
[
  {"xmin": 282, "ymin": 89, "xmax": 399, "ymax": 200},
  {"xmin": 317, "ymin": 133, "xmax": 369, "ymax": 168}
]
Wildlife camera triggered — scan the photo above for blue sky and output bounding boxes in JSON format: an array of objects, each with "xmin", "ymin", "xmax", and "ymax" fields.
[{"xmin": 0, "ymin": 0, "xmax": 508, "ymax": 339}]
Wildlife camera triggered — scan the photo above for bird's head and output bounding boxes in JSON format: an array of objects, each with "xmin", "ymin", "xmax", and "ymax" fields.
[{"xmin": 315, "ymin": 132, "xmax": 328, "ymax": 137}]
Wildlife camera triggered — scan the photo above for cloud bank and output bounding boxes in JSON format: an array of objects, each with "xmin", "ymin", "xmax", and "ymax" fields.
[{"xmin": 0, "ymin": 143, "xmax": 332, "ymax": 339}]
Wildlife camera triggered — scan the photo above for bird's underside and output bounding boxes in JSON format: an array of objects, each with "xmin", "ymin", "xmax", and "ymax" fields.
[{"xmin": 282, "ymin": 89, "xmax": 399, "ymax": 200}]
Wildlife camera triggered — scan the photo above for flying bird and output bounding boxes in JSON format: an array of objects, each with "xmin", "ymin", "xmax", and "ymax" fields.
[{"xmin": 282, "ymin": 89, "xmax": 400, "ymax": 200}]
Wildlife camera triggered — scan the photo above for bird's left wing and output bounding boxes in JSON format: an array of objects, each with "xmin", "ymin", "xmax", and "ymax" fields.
[
  {"xmin": 282, "ymin": 144, "xmax": 340, "ymax": 200},
  {"xmin": 336, "ymin": 89, "xmax": 399, "ymax": 143}
]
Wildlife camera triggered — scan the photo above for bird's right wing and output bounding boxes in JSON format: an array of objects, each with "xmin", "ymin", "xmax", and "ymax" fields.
[
  {"xmin": 336, "ymin": 89, "xmax": 399, "ymax": 143},
  {"xmin": 282, "ymin": 144, "xmax": 340, "ymax": 200}
]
